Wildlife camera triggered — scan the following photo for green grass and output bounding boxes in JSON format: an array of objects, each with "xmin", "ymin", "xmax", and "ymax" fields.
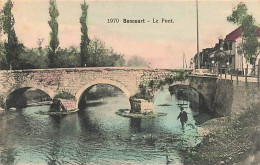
[
  {"xmin": 181, "ymin": 106, "xmax": 260, "ymax": 165},
  {"xmin": 115, "ymin": 109, "xmax": 167, "ymax": 119}
]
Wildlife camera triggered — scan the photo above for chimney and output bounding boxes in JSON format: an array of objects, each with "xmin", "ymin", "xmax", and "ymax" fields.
[{"xmin": 219, "ymin": 39, "xmax": 224, "ymax": 50}]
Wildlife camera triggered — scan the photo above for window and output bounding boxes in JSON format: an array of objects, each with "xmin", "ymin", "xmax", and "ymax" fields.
[
  {"xmin": 223, "ymin": 43, "xmax": 228, "ymax": 50},
  {"xmin": 228, "ymin": 42, "xmax": 233, "ymax": 50}
]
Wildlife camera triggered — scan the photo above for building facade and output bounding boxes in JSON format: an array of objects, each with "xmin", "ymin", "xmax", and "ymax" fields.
[
  {"xmin": 224, "ymin": 26, "xmax": 260, "ymax": 73},
  {"xmin": 193, "ymin": 26, "xmax": 260, "ymax": 74}
]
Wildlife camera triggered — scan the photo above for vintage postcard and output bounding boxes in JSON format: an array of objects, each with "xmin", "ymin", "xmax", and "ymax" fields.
[{"xmin": 0, "ymin": 0, "xmax": 260, "ymax": 164}]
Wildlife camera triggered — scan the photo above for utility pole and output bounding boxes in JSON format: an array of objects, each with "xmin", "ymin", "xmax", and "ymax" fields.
[
  {"xmin": 196, "ymin": 0, "xmax": 200, "ymax": 69},
  {"xmin": 183, "ymin": 53, "xmax": 187, "ymax": 69},
  {"xmin": 183, "ymin": 53, "xmax": 185, "ymax": 69}
]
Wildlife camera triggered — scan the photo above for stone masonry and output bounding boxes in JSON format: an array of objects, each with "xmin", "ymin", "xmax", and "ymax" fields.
[
  {"xmin": 0, "ymin": 67, "xmax": 188, "ymax": 109},
  {"xmin": 1, "ymin": 67, "xmax": 256, "ymax": 116}
]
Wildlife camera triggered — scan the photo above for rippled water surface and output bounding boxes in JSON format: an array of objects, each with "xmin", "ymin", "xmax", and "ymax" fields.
[{"xmin": 0, "ymin": 89, "xmax": 201, "ymax": 165}]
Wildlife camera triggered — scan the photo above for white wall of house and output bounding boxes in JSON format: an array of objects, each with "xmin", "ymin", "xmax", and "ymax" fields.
[{"xmin": 233, "ymin": 37, "xmax": 260, "ymax": 73}]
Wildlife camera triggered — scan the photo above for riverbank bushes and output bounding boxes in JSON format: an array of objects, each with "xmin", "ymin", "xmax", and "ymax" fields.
[
  {"xmin": 54, "ymin": 91, "xmax": 74, "ymax": 100},
  {"xmin": 134, "ymin": 70, "xmax": 189, "ymax": 101},
  {"xmin": 181, "ymin": 104, "xmax": 260, "ymax": 164}
]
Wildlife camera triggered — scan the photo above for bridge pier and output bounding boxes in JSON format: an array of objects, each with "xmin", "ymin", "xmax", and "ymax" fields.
[
  {"xmin": 129, "ymin": 97, "xmax": 153, "ymax": 114},
  {"xmin": 50, "ymin": 99, "xmax": 78, "ymax": 112}
]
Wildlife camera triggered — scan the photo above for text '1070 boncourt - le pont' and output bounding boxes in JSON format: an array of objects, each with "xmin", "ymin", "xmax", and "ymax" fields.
[{"xmin": 107, "ymin": 18, "xmax": 174, "ymax": 24}]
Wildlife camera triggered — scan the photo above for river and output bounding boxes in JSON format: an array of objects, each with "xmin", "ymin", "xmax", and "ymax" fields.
[{"xmin": 0, "ymin": 89, "xmax": 202, "ymax": 165}]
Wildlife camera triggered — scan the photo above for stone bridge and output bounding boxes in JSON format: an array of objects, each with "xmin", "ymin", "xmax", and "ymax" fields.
[
  {"xmin": 169, "ymin": 75, "xmax": 218, "ymax": 113},
  {"xmin": 0, "ymin": 67, "xmax": 195, "ymax": 110},
  {"xmin": 2, "ymin": 67, "xmax": 252, "ymax": 116}
]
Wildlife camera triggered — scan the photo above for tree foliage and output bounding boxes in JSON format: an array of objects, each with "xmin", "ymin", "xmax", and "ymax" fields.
[
  {"xmin": 48, "ymin": 0, "xmax": 59, "ymax": 68},
  {"xmin": 0, "ymin": 8, "xmax": 2, "ymax": 35},
  {"xmin": 0, "ymin": 42, "xmax": 8, "ymax": 69},
  {"xmin": 88, "ymin": 38, "xmax": 108, "ymax": 66},
  {"xmin": 17, "ymin": 48, "xmax": 49, "ymax": 69},
  {"xmin": 126, "ymin": 56, "xmax": 148, "ymax": 67},
  {"xmin": 227, "ymin": 2, "xmax": 248, "ymax": 25},
  {"xmin": 80, "ymin": 0, "xmax": 90, "ymax": 67},
  {"xmin": 227, "ymin": 2, "xmax": 260, "ymax": 67},
  {"xmin": 106, "ymin": 49, "xmax": 125, "ymax": 67},
  {"xmin": 242, "ymin": 15, "xmax": 259, "ymax": 64},
  {"xmin": 87, "ymin": 38, "xmax": 125, "ymax": 67},
  {"xmin": 0, "ymin": 9, "xmax": 6, "ymax": 69},
  {"xmin": 55, "ymin": 46, "xmax": 81, "ymax": 68},
  {"xmin": 1, "ymin": 0, "xmax": 23, "ymax": 70},
  {"xmin": 2, "ymin": 0, "xmax": 14, "ymax": 35}
]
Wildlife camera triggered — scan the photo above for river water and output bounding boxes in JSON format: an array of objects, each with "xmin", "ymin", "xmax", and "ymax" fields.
[{"xmin": 0, "ymin": 89, "xmax": 202, "ymax": 165}]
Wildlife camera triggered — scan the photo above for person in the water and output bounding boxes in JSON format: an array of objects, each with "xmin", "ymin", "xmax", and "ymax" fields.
[{"xmin": 177, "ymin": 107, "xmax": 188, "ymax": 128}]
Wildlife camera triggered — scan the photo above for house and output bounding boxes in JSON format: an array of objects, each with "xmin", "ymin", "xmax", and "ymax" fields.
[
  {"xmin": 224, "ymin": 26, "xmax": 260, "ymax": 72},
  {"xmin": 193, "ymin": 26, "xmax": 260, "ymax": 73}
]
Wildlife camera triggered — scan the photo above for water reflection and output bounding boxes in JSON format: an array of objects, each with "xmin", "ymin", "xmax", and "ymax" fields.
[
  {"xmin": 130, "ymin": 118, "xmax": 142, "ymax": 134},
  {"xmin": 46, "ymin": 141, "xmax": 62, "ymax": 165},
  {"xmin": 0, "ymin": 88, "xmax": 202, "ymax": 164},
  {"xmin": 78, "ymin": 108, "xmax": 101, "ymax": 135}
]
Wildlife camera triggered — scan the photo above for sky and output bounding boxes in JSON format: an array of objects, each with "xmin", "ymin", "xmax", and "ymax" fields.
[{"xmin": 0, "ymin": 0, "xmax": 260, "ymax": 68}]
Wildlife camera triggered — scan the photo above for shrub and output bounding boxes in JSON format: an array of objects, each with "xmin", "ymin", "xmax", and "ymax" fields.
[
  {"xmin": 174, "ymin": 70, "xmax": 188, "ymax": 81},
  {"xmin": 149, "ymin": 80, "xmax": 154, "ymax": 88},
  {"xmin": 54, "ymin": 91, "xmax": 74, "ymax": 100},
  {"xmin": 165, "ymin": 77, "xmax": 174, "ymax": 84}
]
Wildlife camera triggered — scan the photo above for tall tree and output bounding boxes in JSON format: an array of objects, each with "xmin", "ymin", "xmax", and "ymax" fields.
[
  {"xmin": 0, "ymin": 8, "xmax": 3, "ymax": 63},
  {"xmin": 1, "ymin": 0, "xmax": 23, "ymax": 70},
  {"xmin": 80, "ymin": 0, "xmax": 90, "ymax": 67},
  {"xmin": 227, "ymin": 2, "xmax": 260, "ymax": 74},
  {"xmin": 48, "ymin": 0, "xmax": 59, "ymax": 68},
  {"xmin": 0, "ymin": 8, "xmax": 2, "ymax": 35},
  {"xmin": 0, "ymin": 9, "xmax": 7, "ymax": 70},
  {"xmin": 242, "ymin": 15, "xmax": 259, "ymax": 68}
]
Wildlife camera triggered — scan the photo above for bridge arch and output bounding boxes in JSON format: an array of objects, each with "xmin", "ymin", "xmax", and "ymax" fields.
[
  {"xmin": 75, "ymin": 79, "xmax": 132, "ymax": 108},
  {"xmin": 168, "ymin": 83, "xmax": 208, "ymax": 113},
  {"xmin": 3, "ymin": 86, "xmax": 54, "ymax": 109},
  {"xmin": 4, "ymin": 85, "xmax": 55, "ymax": 99}
]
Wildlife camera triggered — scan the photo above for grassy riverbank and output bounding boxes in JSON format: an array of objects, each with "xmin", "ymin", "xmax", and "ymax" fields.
[
  {"xmin": 181, "ymin": 104, "xmax": 260, "ymax": 165},
  {"xmin": 36, "ymin": 109, "xmax": 79, "ymax": 115},
  {"xmin": 115, "ymin": 109, "xmax": 167, "ymax": 118}
]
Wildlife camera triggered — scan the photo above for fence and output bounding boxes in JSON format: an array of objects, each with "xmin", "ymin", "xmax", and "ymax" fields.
[{"xmin": 210, "ymin": 64, "xmax": 260, "ymax": 87}]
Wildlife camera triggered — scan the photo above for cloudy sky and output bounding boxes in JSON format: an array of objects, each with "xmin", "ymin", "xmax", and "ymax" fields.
[{"xmin": 0, "ymin": 0, "xmax": 260, "ymax": 68}]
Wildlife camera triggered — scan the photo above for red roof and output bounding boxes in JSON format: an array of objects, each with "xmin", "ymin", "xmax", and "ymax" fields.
[{"xmin": 224, "ymin": 26, "xmax": 260, "ymax": 41}]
